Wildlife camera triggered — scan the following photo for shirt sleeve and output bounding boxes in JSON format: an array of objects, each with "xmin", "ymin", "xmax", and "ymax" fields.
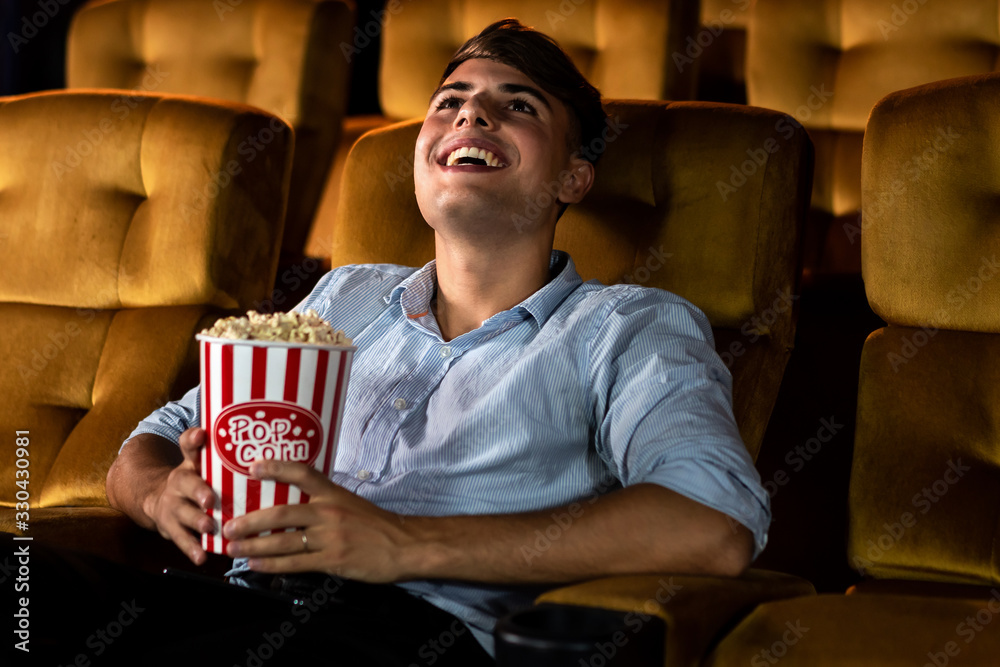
[
  {"xmin": 588, "ymin": 287, "xmax": 772, "ymax": 558},
  {"xmin": 122, "ymin": 384, "xmax": 201, "ymax": 451}
]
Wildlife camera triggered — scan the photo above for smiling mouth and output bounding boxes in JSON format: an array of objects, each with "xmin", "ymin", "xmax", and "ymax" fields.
[{"xmin": 444, "ymin": 146, "xmax": 506, "ymax": 168}]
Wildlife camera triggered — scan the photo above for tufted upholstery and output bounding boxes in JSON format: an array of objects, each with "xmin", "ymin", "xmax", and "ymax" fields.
[
  {"xmin": 0, "ymin": 91, "xmax": 292, "ymax": 523},
  {"xmin": 747, "ymin": 0, "xmax": 1000, "ymax": 272},
  {"xmin": 378, "ymin": 0, "xmax": 700, "ymax": 120},
  {"xmin": 702, "ymin": 73, "xmax": 1000, "ymax": 666},
  {"xmin": 851, "ymin": 73, "xmax": 1000, "ymax": 584},
  {"xmin": 67, "ymin": 0, "xmax": 354, "ymax": 259},
  {"xmin": 331, "ymin": 99, "xmax": 813, "ymax": 460},
  {"xmin": 306, "ymin": 0, "xmax": 702, "ymax": 260}
]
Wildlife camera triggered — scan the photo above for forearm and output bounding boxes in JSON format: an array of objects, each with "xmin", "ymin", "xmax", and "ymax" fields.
[
  {"xmin": 401, "ymin": 483, "xmax": 753, "ymax": 585},
  {"xmin": 106, "ymin": 433, "xmax": 182, "ymax": 530}
]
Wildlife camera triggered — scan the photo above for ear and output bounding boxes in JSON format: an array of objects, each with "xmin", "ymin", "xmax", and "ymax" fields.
[{"xmin": 556, "ymin": 154, "xmax": 595, "ymax": 205}]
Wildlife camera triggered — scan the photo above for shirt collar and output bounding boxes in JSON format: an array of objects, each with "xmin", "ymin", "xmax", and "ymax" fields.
[{"xmin": 387, "ymin": 250, "xmax": 582, "ymax": 328}]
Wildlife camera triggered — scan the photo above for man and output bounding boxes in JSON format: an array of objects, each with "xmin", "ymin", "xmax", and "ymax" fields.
[{"xmin": 106, "ymin": 19, "xmax": 769, "ymax": 664}]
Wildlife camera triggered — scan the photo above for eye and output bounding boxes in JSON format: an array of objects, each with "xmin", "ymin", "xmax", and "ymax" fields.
[
  {"xmin": 507, "ymin": 97, "xmax": 537, "ymax": 115},
  {"xmin": 435, "ymin": 95, "xmax": 462, "ymax": 111}
]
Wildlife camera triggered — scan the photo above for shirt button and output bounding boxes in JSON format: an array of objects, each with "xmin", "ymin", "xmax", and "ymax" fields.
[
  {"xmin": 356, "ymin": 470, "xmax": 371, "ymax": 481},
  {"xmin": 393, "ymin": 398, "xmax": 407, "ymax": 410},
  {"xmin": 440, "ymin": 346, "xmax": 452, "ymax": 358}
]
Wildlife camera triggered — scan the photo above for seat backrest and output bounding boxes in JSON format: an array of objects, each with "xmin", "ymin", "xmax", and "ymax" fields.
[
  {"xmin": 747, "ymin": 0, "xmax": 1000, "ymax": 219},
  {"xmin": 849, "ymin": 73, "xmax": 1000, "ymax": 585},
  {"xmin": 330, "ymin": 99, "xmax": 813, "ymax": 458},
  {"xmin": 0, "ymin": 90, "xmax": 292, "ymax": 510},
  {"xmin": 697, "ymin": 0, "xmax": 754, "ymax": 103},
  {"xmin": 66, "ymin": 0, "xmax": 353, "ymax": 257},
  {"xmin": 378, "ymin": 0, "xmax": 701, "ymax": 121}
]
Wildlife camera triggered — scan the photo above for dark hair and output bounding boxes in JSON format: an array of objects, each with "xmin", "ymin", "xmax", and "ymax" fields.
[{"xmin": 439, "ymin": 18, "xmax": 607, "ymax": 165}]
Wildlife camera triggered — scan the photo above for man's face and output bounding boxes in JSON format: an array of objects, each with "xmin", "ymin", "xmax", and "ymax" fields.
[{"xmin": 414, "ymin": 58, "xmax": 586, "ymax": 239}]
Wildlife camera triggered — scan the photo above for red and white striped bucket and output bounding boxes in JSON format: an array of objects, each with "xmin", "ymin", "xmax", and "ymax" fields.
[{"xmin": 196, "ymin": 335, "xmax": 355, "ymax": 555}]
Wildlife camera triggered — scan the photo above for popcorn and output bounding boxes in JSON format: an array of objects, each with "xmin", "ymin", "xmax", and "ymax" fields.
[{"xmin": 201, "ymin": 309, "xmax": 352, "ymax": 346}]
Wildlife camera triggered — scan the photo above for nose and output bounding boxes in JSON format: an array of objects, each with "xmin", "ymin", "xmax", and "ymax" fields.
[{"xmin": 453, "ymin": 98, "xmax": 492, "ymax": 130}]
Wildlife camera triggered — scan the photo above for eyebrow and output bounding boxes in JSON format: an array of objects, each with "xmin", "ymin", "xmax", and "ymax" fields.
[{"xmin": 429, "ymin": 81, "xmax": 552, "ymax": 111}]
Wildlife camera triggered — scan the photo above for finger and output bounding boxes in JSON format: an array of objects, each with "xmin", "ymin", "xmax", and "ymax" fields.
[
  {"xmin": 224, "ymin": 503, "xmax": 312, "ymax": 539},
  {"xmin": 173, "ymin": 469, "xmax": 217, "ymax": 511},
  {"xmin": 226, "ymin": 529, "xmax": 309, "ymax": 559},
  {"xmin": 179, "ymin": 427, "xmax": 207, "ymax": 468},
  {"xmin": 249, "ymin": 459, "xmax": 336, "ymax": 496},
  {"xmin": 162, "ymin": 517, "xmax": 209, "ymax": 566},
  {"xmin": 246, "ymin": 553, "xmax": 325, "ymax": 575},
  {"xmin": 174, "ymin": 500, "xmax": 217, "ymax": 536}
]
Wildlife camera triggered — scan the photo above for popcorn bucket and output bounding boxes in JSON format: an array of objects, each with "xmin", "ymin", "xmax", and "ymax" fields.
[{"xmin": 196, "ymin": 335, "xmax": 355, "ymax": 555}]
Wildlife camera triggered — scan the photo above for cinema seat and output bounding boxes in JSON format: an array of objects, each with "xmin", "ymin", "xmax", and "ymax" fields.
[
  {"xmin": 747, "ymin": 0, "xmax": 1000, "ymax": 274},
  {"xmin": 0, "ymin": 91, "xmax": 293, "ymax": 572},
  {"xmin": 703, "ymin": 73, "xmax": 1000, "ymax": 666},
  {"xmin": 66, "ymin": 0, "xmax": 354, "ymax": 261},
  {"xmin": 330, "ymin": 98, "xmax": 816, "ymax": 665},
  {"xmin": 305, "ymin": 0, "xmax": 703, "ymax": 260},
  {"xmin": 696, "ymin": 0, "xmax": 753, "ymax": 103}
]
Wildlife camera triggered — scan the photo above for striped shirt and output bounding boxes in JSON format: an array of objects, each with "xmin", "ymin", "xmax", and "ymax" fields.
[{"xmin": 127, "ymin": 250, "xmax": 770, "ymax": 655}]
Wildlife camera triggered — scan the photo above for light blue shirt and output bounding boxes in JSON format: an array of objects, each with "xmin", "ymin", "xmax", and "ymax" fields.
[{"xmin": 127, "ymin": 250, "xmax": 770, "ymax": 655}]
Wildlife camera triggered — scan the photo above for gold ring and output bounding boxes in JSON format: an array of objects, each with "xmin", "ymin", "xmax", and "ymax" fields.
[{"xmin": 301, "ymin": 531, "xmax": 309, "ymax": 552}]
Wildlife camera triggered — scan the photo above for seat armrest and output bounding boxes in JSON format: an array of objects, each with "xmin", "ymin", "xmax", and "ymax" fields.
[{"xmin": 536, "ymin": 569, "xmax": 815, "ymax": 667}]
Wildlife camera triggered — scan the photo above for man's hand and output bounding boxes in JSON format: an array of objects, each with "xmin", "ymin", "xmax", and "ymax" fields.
[
  {"xmin": 140, "ymin": 428, "xmax": 218, "ymax": 565},
  {"xmin": 223, "ymin": 461, "xmax": 419, "ymax": 583}
]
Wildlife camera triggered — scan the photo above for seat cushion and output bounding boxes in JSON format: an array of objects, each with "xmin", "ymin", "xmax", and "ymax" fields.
[{"xmin": 706, "ymin": 592, "xmax": 1000, "ymax": 666}]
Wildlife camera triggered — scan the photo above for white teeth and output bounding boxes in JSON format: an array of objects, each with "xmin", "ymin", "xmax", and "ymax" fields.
[{"xmin": 444, "ymin": 146, "xmax": 504, "ymax": 167}]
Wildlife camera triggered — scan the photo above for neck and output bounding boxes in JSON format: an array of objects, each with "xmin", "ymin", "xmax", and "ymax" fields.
[{"xmin": 431, "ymin": 231, "xmax": 554, "ymax": 342}]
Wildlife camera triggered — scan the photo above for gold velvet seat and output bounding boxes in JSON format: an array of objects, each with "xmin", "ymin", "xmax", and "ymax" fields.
[
  {"xmin": 66, "ymin": 0, "xmax": 354, "ymax": 261},
  {"xmin": 0, "ymin": 91, "xmax": 293, "ymax": 571},
  {"xmin": 306, "ymin": 0, "xmax": 703, "ymax": 260},
  {"xmin": 747, "ymin": 0, "xmax": 1000, "ymax": 274},
  {"xmin": 331, "ymin": 98, "xmax": 817, "ymax": 665},
  {"xmin": 703, "ymin": 72, "xmax": 1000, "ymax": 665}
]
